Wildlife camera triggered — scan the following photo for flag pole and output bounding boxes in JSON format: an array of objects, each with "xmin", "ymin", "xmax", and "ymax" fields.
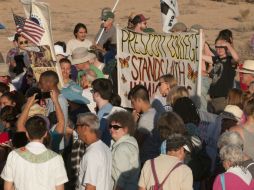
[
  {"xmin": 29, "ymin": 2, "xmax": 32, "ymax": 19},
  {"xmin": 95, "ymin": 0, "xmax": 120, "ymax": 45}
]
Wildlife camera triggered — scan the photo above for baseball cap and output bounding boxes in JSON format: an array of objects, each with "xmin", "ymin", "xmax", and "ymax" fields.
[
  {"xmin": 101, "ymin": 11, "xmax": 115, "ymax": 21},
  {"xmin": 131, "ymin": 14, "xmax": 149, "ymax": 25},
  {"xmin": 100, "ymin": 7, "xmax": 111, "ymax": 19},
  {"xmin": 166, "ymin": 133, "xmax": 192, "ymax": 152}
]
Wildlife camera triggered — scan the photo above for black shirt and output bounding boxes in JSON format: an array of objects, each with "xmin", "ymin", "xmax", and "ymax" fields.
[{"xmin": 209, "ymin": 56, "xmax": 236, "ymax": 98}]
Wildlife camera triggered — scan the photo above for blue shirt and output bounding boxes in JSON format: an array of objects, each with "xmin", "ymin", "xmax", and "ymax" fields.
[{"xmin": 97, "ymin": 103, "xmax": 113, "ymax": 121}]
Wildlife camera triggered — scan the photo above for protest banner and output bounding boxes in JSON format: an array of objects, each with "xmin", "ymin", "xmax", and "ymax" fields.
[
  {"xmin": 32, "ymin": 66, "xmax": 57, "ymax": 82},
  {"xmin": 20, "ymin": 0, "xmax": 63, "ymax": 87},
  {"xmin": 117, "ymin": 27, "xmax": 202, "ymax": 107},
  {"xmin": 27, "ymin": 45, "xmax": 55, "ymax": 82}
]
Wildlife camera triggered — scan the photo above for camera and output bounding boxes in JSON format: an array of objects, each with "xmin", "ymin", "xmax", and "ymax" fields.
[{"xmin": 35, "ymin": 91, "xmax": 51, "ymax": 100}]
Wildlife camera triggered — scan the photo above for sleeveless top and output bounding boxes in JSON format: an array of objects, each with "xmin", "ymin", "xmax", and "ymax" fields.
[{"xmin": 243, "ymin": 127, "xmax": 254, "ymax": 160}]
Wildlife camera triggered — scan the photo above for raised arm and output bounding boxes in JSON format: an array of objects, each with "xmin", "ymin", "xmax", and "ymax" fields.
[
  {"xmin": 50, "ymin": 90, "xmax": 64, "ymax": 134},
  {"xmin": 224, "ymin": 41, "xmax": 239, "ymax": 62},
  {"xmin": 17, "ymin": 94, "xmax": 37, "ymax": 132},
  {"xmin": 202, "ymin": 55, "xmax": 213, "ymax": 65}
]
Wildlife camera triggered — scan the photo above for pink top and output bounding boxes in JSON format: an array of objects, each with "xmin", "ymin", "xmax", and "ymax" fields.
[{"xmin": 213, "ymin": 172, "xmax": 254, "ymax": 190}]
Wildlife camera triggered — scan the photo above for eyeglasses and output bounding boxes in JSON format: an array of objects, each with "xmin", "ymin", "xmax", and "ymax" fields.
[
  {"xmin": 109, "ymin": 124, "xmax": 123, "ymax": 130},
  {"xmin": 19, "ymin": 40, "xmax": 28, "ymax": 45}
]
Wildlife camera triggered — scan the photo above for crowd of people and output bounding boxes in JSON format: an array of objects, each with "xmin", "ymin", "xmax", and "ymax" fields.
[{"xmin": 0, "ymin": 6, "xmax": 254, "ymax": 190}]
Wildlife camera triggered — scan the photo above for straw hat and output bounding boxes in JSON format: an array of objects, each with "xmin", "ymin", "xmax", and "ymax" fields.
[
  {"xmin": 237, "ymin": 60, "xmax": 254, "ymax": 75},
  {"xmin": 0, "ymin": 64, "xmax": 10, "ymax": 77},
  {"xmin": 71, "ymin": 47, "xmax": 96, "ymax": 65}
]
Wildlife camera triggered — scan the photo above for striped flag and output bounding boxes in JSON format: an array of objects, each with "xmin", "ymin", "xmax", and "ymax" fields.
[
  {"xmin": 13, "ymin": 14, "xmax": 45, "ymax": 45},
  {"xmin": 160, "ymin": 0, "xmax": 179, "ymax": 33}
]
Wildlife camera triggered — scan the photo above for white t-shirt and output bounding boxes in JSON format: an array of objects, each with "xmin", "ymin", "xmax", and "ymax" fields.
[
  {"xmin": 1, "ymin": 142, "xmax": 68, "ymax": 190},
  {"xmin": 67, "ymin": 38, "xmax": 93, "ymax": 55},
  {"xmin": 78, "ymin": 140, "xmax": 112, "ymax": 190}
]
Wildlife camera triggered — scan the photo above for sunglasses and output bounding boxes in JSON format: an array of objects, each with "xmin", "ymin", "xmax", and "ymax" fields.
[
  {"xmin": 215, "ymin": 46, "xmax": 227, "ymax": 49},
  {"xmin": 19, "ymin": 40, "xmax": 28, "ymax": 45},
  {"xmin": 109, "ymin": 124, "xmax": 123, "ymax": 130},
  {"xmin": 90, "ymin": 89, "xmax": 95, "ymax": 93}
]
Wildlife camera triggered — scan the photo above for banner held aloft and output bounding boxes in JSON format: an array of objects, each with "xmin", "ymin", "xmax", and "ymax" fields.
[{"xmin": 117, "ymin": 27, "xmax": 201, "ymax": 107}]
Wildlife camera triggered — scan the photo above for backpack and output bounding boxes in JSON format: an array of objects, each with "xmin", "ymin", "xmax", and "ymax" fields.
[
  {"xmin": 187, "ymin": 142, "xmax": 212, "ymax": 181},
  {"xmin": 150, "ymin": 159, "xmax": 182, "ymax": 190}
]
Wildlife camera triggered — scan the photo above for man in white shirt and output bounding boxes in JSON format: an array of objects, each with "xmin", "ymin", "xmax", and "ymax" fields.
[
  {"xmin": 67, "ymin": 23, "xmax": 92, "ymax": 56},
  {"xmin": 76, "ymin": 113, "xmax": 112, "ymax": 190},
  {"xmin": 1, "ymin": 116, "xmax": 68, "ymax": 190}
]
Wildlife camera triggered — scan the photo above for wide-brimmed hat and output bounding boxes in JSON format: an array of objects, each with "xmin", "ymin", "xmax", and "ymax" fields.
[
  {"xmin": 61, "ymin": 84, "xmax": 90, "ymax": 104},
  {"xmin": 0, "ymin": 64, "xmax": 10, "ymax": 77},
  {"xmin": 189, "ymin": 24, "xmax": 204, "ymax": 33},
  {"xmin": 222, "ymin": 105, "xmax": 243, "ymax": 122},
  {"xmin": 71, "ymin": 47, "xmax": 96, "ymax": 65},
  {"xmin": 170, "ymin": 22, "xmax": 187, "ymax": 32},
  {"xmin": 54, "ymin": 45, "xmax": 68, "ymax": 57},
  {"xmin": 236, "ymin": 60, "xmax": 254, "ymax": 74},
  {"xmin": 28, "ymin": 103, "xmax": 47, "ymax": 117}
]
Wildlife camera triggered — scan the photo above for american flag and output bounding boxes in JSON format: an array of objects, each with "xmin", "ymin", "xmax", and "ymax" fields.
[{"xmin": 13, "ymin": 14, "xmax": 45, "ymax": 45}]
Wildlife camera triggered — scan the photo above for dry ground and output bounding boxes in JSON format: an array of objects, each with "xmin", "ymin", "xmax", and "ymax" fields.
[{"xmin": 0, "ymin": 0, "xmax": 253, "ymax": 60}]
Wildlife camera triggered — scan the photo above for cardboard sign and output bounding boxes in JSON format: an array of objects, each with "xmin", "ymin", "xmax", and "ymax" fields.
[
  {"xmin": 31, "ymin": 66, "xmax": 56, "ymax": 82},
  {"xmin": 117, "ymin": 28, "xmax": 201, "ymax": 107},
  {"xmin": 29, "ymin": 45, "xmax": 54, "ymax": 67}
]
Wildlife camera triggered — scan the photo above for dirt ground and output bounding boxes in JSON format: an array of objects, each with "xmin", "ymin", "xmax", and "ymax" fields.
[{"xmin": 0, "ymin": 0, "xmax": 253, "ymax": 60}]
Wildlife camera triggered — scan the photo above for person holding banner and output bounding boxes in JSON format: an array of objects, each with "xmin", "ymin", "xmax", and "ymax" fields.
[
  {"xmin": 67, "ymin": 23, "xmax": 92, "ymax": 56},
  {"xmin": 129, "ymin": 14, "xmax": 149, "ymax": 33},
  {"xmin": 93, "ymin": 10, "xmax": 117, "ymax": 65}
]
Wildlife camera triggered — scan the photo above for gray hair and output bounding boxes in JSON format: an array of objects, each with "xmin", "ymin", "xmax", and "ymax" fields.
[
  {"xmin": 77, "ymin": 112, "xmax": 100, "ymax": 137},
  {"xmin": 220, "ymin": 144, "xmax": 243, "ymax": 167},
  {"xmin": 217, "ymin": 131, "xmax": 243, "ymax": 149}
]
